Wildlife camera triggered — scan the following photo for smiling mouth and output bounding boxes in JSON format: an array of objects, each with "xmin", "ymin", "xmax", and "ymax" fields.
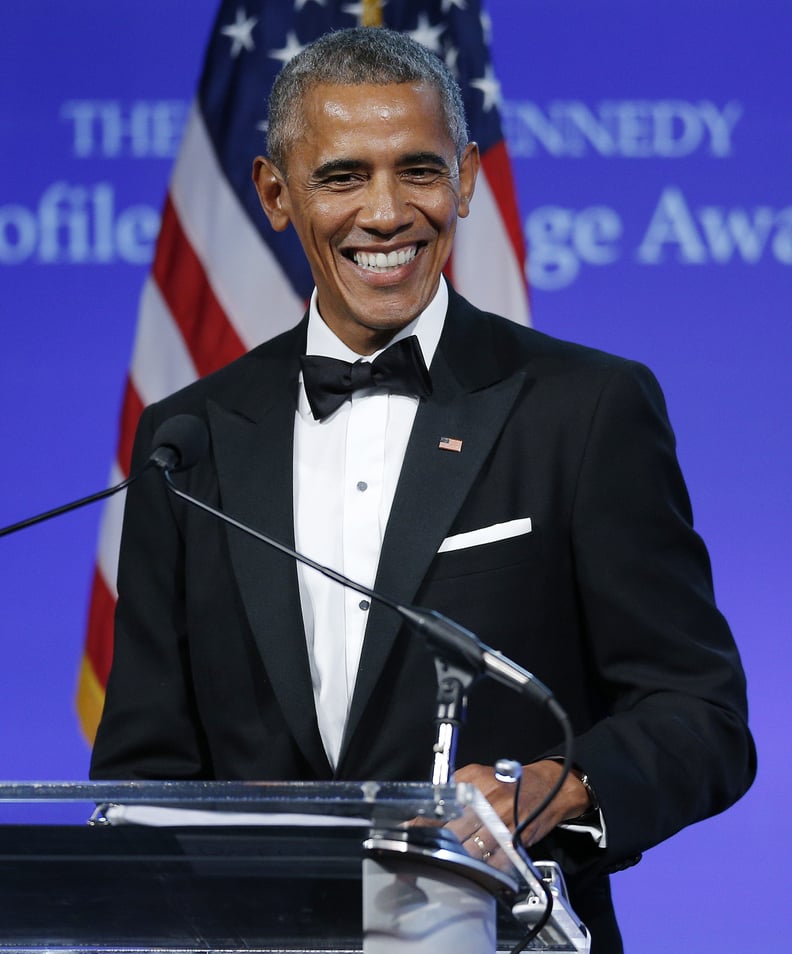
[{"xmin": 351, "ymin": 245, "xmax": 419, "ymax": 272}]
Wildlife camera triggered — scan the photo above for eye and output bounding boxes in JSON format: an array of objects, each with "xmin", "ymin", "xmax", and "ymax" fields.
[
  {"xmin": 317, "ymin": 172, "xmax": 366, "ymax": 190},
  {"xmin": 402, "ymin": 167, "xmax": 443, "ymax": 183}
]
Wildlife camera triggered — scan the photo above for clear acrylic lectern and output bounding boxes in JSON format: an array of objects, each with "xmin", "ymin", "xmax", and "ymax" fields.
[{"xmin": 0, "ymin": 781, "xmax": 589, "ymax": 953}]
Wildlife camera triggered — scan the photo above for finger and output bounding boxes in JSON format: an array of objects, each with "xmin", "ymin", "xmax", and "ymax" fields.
[
  {"xmin": 460, "ymin": 830, "xmax": 517, "ymax": 875},
  {"xmin": 444, "ymin": 804, "xmax": 480, "ymax": 842},
  {"xmin": 469, "ymin": 831, "xmax": 493, "ymax": 861}
]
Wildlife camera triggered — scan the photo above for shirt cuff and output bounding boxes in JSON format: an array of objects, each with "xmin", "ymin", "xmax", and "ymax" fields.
[
  {"xmin": 553, "ymin": 763, "xmax": 608, "ymax": 847},
  {"xmin": 558, "ymin": 810, "xmax": 607, "ymax": 847}
]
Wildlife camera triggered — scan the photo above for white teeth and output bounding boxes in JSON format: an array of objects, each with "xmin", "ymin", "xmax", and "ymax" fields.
[{"xmin": 353, "ymin": 246, "xmax": 417, "ymax": 271}]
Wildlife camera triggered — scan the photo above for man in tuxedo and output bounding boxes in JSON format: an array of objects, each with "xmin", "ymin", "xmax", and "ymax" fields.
[{"xmin": 91, "ymin": 28, "xmax": 755, "ymax": 950}]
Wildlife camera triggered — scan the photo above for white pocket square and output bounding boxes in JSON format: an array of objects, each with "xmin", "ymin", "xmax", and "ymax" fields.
[{"xmin": 438, "ymin": 517, "xmax": 533, "ymax": 553}]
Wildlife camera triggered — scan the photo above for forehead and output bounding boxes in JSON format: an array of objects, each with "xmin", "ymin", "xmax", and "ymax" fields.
[{"xmin": 293, "ymin": 82, "xmax": 454, "ymax": 160}]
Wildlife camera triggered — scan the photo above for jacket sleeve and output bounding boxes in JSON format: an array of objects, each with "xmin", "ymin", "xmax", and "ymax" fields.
[
  {"xmin": 548, "ymin": 359, "xmax": 755, "ymax": 872},
  {"xmin": 90, "ymin": 403, "xmax": 213, "ymax": 780}
]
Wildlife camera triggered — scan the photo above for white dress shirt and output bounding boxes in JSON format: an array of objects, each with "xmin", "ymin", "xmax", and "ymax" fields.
[{"xmin": 293, "ymin": 280, "xmax": 447, "ymax": 768}]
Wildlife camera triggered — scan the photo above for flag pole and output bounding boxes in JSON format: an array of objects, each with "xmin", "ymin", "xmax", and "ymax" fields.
[{"xmin": 361, "ymin": 0, "xmax": 383, "ymax": 28}]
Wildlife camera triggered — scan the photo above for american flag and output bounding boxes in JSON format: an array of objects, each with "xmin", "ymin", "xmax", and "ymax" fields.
[{"xmin": 76, "ymin": 0, "xmax": 528, "ymax": 742}]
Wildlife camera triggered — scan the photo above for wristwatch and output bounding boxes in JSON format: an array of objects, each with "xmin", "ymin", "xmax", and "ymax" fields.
[{"xmin": 572, "ymin": 768, "xmax": 600, "ymax": 818}]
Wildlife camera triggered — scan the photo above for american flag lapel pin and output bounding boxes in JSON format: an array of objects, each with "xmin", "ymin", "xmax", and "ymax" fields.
[{"xmin": 438, "ymin": 436, "xmax": 463, "ymax": 452}]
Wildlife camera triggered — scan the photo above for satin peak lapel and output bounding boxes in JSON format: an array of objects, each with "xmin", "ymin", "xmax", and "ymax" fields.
[
  {"xmin": 207, "ymin": 377, "xmax": 331, "ymax": 779},
  {"xmin": 339, "ymin": 344, "xmax": 527, "ymax": 763}
]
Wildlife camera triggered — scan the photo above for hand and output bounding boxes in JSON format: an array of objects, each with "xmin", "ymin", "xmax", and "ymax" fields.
[{"xmin": 451, "ymin": 760, "xmax": 591, "ymax": 864}]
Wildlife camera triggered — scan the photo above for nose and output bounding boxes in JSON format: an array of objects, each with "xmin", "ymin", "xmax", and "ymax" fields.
[{"xmin": 356, "ymin": 173, "xmax": 414, "ymax": 234}]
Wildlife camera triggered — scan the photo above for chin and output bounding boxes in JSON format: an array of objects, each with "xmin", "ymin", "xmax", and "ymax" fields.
[{"xmin": 364, "ymin": 296, "xmax": 426, "ymax": 328}]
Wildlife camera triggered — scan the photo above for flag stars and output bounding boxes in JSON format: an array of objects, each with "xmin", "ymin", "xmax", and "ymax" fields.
[
  {"xmin": 409, "ymin": 13, "xmax": 445, "ymax": 54},
  {"xmin": 480, "ymin": 10, "xmax": 493, "ymax": 44},
  {"xmin": 268, "ymin": 30, "xmax": 306, "ymax": 64},
  {"xmin": 470, "ymin": 64, "xmax": 501, "ymax": 112},
  {"xmin": 442, "ymin": 0, "xmax": 467, "ymax": 10},
  {"xmin": 444, "ymin": 44, "xmax": 460, "ymax": 78},
  {"xmin": 295, "ymin": 0, "xmax": 327, "ymax": 9},
  {"xmin": 220, "ymin": 7, "xmax": 258, "ymax": 58}
]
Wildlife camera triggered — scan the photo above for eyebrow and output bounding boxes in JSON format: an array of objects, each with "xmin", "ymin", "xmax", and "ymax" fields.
[
  {"xmin": 312, "ymin": 151, "xmax": 452, "ymax": 180},
  {"xmin": 312, "ymin": 158, "xmax": 368, "ymax": 179},
  {"xmin": 399, "ymin": 151, "xmax": 451, "ymax": 169}
]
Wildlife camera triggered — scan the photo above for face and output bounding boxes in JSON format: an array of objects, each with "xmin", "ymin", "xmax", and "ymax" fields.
[{"xmin": 253, "ymin": 82, "xmax": 479, "ymax": 354}]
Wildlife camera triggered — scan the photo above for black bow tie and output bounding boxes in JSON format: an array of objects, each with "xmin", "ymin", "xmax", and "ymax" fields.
[{"xmin": 300, "ymin": 335, "xmax": 433, "ymax": 421}]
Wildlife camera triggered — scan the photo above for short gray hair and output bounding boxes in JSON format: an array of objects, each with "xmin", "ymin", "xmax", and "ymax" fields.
[{"xmin": 267, "ymin": 27, "xmax": 469, "ymax": 170}]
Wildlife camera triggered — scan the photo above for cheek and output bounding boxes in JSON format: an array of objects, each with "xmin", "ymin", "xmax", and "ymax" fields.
[
  {"xmin": 417, "ymin": 190, "xmax": 460, "ymax": 231},
  {"xmin": 425, "ymin": 209, "xmax": 460, "ymax": 243},
  {"xmin": 305, "ymin": 207, "xmax": 355, "ymax": 250}
]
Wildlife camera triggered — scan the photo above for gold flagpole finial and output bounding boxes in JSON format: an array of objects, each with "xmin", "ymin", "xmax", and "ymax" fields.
[{"xmin": 361, "ymin": 0, "xmax": 383, "ymax": 28}]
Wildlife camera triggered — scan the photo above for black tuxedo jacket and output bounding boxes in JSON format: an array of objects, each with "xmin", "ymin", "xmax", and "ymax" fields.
[{"xmin": 92, "ymin": 287, "xmax": 754, "ymax": 886}]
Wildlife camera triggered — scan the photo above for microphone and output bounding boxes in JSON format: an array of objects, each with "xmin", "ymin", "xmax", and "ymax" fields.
[
  {"xmin": 153, "ymin": 416, "xmax": 562, "ymax": 713},
  {"xmin": 157, "ymin": 427, "xmax": 573, "ymax": 942},
  {"xmin": 148, "ymin": 414, "xmax": 209, "ymax": 474},
  {"xmin": 0, "ymin": 414, "xmax": 208, "ymax": 539},
  {"xmin": 153, "ymin": 415, "xmax": 574, "ymax": 811}
]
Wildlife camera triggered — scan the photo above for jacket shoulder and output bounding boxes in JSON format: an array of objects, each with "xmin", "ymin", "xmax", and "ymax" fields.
[
  {"xmin": 141, "ymin": 318, "xmax": 307, "ymax": 420},
  {"xmin": 448, "ymin": 287, "xmax": 646, "ymax": 383}
]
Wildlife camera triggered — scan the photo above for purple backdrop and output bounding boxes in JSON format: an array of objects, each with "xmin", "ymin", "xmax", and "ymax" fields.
[{"xmin": 1, "ymin": 1, "xmax": 788, "ymax": 949}]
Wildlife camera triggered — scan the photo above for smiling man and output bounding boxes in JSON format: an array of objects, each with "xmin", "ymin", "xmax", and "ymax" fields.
[
  {"xmin": 91, "ymin": 28, "xmax": 755, "ymax": 953},
  {"xmin": 253, "ymin": 80, "xmax": 479, "ymax": 353}
]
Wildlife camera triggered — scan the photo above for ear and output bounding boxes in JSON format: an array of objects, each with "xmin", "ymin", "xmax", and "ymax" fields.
[
  {"xmin": 457, "ymin": 142, "xmax": 481, "ymax": 219},
  {"xmin": 252, "ymin": 156, "xmax": 292, "ymax": 232}
]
